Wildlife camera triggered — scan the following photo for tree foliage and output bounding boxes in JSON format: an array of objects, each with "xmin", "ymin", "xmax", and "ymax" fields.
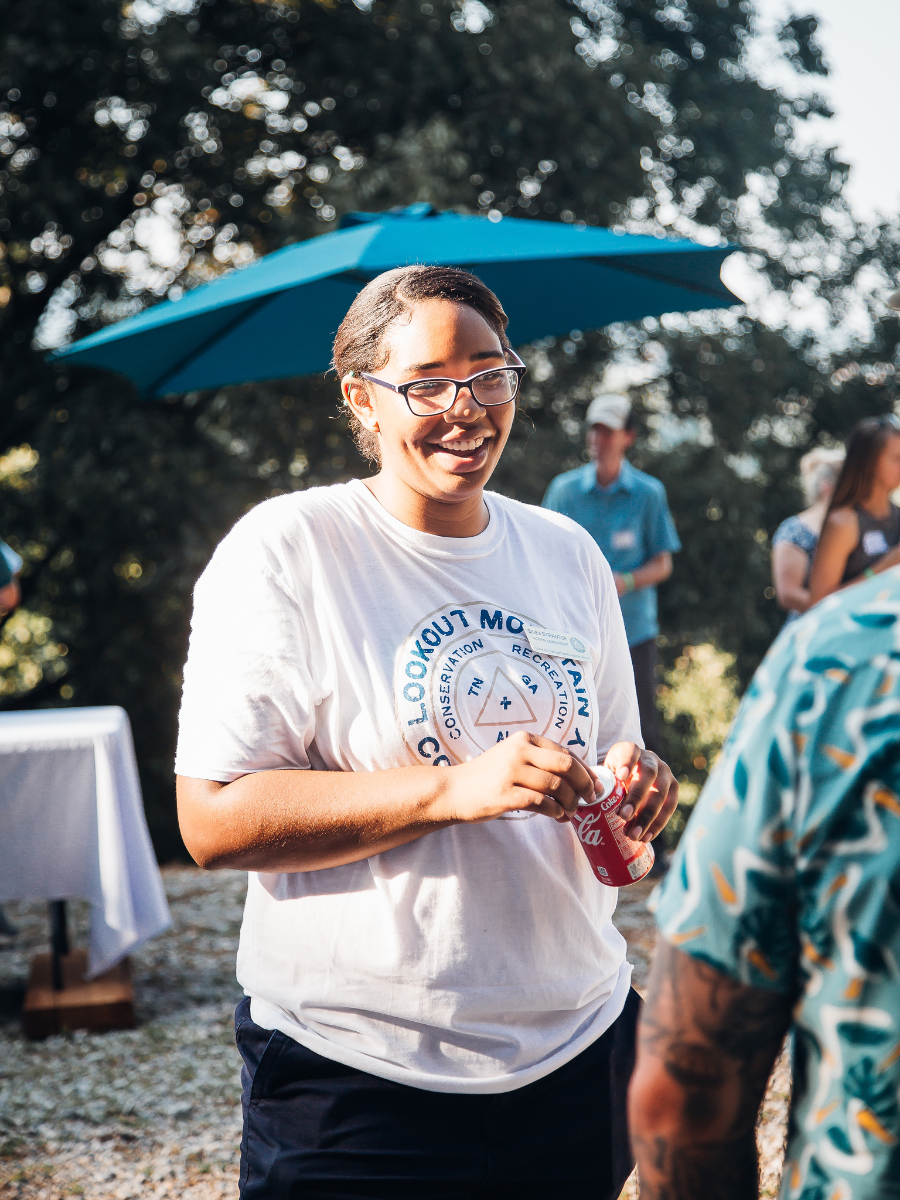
[{"xmin": 1, "ymin": 0, "xmax": 897, "ymax": 855}]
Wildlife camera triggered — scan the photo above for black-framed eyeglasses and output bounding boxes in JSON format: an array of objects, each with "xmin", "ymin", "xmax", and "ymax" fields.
[{"xmin": 360, "ymin": 355, "xmax": 526, "ymax": 417}]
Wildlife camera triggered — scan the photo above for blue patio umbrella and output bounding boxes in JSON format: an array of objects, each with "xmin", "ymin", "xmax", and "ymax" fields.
[{"xmin": 52, "ymin": 204, "xmax": 739, "ymax": 396}]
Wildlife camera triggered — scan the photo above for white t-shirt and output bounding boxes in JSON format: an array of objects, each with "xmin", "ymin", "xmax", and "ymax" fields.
[{"xmin": 176, "ymin": 479, "xmax": 642, "ymax": 1094}]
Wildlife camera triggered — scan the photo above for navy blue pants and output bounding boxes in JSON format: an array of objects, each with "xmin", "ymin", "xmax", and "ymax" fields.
[{"xmin": 235, "ymin": 988, "xmax": 640, "ymax": 1200}]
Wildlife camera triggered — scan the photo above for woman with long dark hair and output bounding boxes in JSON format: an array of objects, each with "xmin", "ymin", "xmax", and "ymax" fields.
[
  {"xmin": 771, "ymin": 446, "xmax": 843, "ymax": 620},
  {"xmin": 175, "ymin": 265, "xmax": 677, "ymax": 1199},
  {"xmin": 808, "ymin": 415, "xmax": 900, "ymax": 605}
]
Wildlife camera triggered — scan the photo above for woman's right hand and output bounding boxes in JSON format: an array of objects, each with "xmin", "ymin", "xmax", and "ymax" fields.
[{"xmin": 434, "ymin": 731, "xmax": 598, "ymax": 824}]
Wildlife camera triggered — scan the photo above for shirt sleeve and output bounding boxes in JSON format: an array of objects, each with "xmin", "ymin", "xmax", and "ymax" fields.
[
  {"xmin": 771, "ymin": 518, "xmax": 793, "ymax": 548},
  {"xmin": 174, "ymin": 513, "xmax": 319, "ymax": 783},
  {"xmin": 651, "ymin": 652, "xmax": 798, "ymax": 993},
  {"xmin": 643, "ymin": 483, "xmax": 681, "ymax": 558},
  {"xmin": 541, "ymin": 477, "xmax": 566, "ymax": 513},
  {"xmin": 772, "ymin": 517, "xmax": 816, "ymax": 555}
]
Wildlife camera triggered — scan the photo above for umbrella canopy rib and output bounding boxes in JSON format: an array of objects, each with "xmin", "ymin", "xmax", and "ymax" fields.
[
  {"xmin": 145, "ymin": 292, "xmax": 278, "ymax": 397},
  {"xmin": 588, "ymin": 256, "xmax": 732, "ymax": 301}
]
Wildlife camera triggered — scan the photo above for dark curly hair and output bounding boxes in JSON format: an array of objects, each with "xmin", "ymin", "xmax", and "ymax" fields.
[{"xmin": 332, "ymin": 264, "xmax": 510, "ymax": 464}]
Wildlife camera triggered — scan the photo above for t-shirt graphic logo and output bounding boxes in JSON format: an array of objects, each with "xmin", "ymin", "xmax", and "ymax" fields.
[
  {"xmin": 474, "ymin": 667, "xmax": 538, "ymax": 727},
  {"xmin": 395, "ymin": 602, "xmax": 595, "ymax": 770}
]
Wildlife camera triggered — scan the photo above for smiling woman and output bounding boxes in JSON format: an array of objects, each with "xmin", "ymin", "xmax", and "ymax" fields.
[
  {"xmin": 339, "ymin": 273, "xmax": 522, "ymax": 536},
  {"xmin": 174, "ymin": 265, "xmax": 678, "ymax": 1199},
  {"xmin": 333, "ymin": 265, "xmax": 514, "ymax": 474}
]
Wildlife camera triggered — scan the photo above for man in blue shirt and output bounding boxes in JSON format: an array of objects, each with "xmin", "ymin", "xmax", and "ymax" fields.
[{"xmin": 542, "ymin": 394, "xmax": 680, "ymax": 753}]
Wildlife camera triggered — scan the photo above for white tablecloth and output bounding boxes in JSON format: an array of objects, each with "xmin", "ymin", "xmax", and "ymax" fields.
[{"xmin": 0, "ymin": 706, "xmax": 171, "ymax": 978}]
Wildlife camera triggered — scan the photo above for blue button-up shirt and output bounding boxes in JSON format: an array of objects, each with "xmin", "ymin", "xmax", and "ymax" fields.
[{"xmin": 541, "ymin": 460, "xmax": 680, "ymax": 647}]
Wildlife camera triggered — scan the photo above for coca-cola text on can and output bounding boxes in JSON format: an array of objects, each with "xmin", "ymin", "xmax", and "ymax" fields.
[{"xmin": 569, "ymin": 765, "xmax": 654, "ymax": 887}]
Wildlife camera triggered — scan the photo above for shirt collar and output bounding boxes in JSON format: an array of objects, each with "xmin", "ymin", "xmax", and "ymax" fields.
[{"xmin": 580, "ymin": 459, "xmax": 635, "ymax": 495}]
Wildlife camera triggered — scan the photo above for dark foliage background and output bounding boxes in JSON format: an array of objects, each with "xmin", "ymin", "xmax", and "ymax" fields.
[{"xmin": 1, "ymin": 0, "xmax": 898, "ymax": 857}]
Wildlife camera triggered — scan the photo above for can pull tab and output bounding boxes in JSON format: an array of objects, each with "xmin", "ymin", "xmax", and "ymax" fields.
[{"xmin": 577, "ymin": 763, "xmax": 619, "ymax": 807}]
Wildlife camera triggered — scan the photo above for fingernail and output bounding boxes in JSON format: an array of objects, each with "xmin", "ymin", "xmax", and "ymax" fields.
[
  {"xmin": 630, "ymin": 826, "xmax": 643, "ymax": 841},
  {"xmin": 619, "ymin": 804, "xmax": 634, "ymax": 820},
  {"xmin": 641, "ymin": 831, "xmax": 654, "ymax": 843}
]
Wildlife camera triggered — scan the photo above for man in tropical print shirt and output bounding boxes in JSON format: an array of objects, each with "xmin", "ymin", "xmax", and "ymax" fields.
[{"xmin": 630, "ymin": 569, "xmax": 900, "ymax": 1200}]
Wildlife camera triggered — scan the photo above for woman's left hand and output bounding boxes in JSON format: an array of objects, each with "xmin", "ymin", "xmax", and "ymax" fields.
[{"xmin": 603, "ymin": 743, "xmax": 679, "ymax": 842}]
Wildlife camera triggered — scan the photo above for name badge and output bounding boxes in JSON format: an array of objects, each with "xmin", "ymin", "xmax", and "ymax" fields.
[
  {"xmin": 863, "ymin": 529, "xmax": 890, "ymax": 556},
  {"xmin": 612, "ymin": 529, "xmax": 636, "ymax": 550},
  {"xmin": 524, "ymin": 624, "xmax": 591, "ymax": 662}
]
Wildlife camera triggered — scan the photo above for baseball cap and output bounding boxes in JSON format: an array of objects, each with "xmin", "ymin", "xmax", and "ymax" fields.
[{"xmin": 584, "ymin": 393, "xmax": 632, "ymax": 431}]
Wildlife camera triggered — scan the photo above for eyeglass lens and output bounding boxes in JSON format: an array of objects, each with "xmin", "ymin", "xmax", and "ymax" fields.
[{"xmin": 405, "ymin": 370, "xmax": 519, "ymax": 415}]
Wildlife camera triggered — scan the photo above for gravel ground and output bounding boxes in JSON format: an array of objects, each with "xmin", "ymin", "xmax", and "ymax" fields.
[
  {"xmin": 0, "ymin": 868, "xmax": 788, "ymax": 1199},
  {"xmin": 0, "ymin": 868, "xmax": 246, "ymax": 1200}
]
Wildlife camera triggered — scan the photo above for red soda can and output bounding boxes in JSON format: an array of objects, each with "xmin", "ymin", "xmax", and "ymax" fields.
[{"xmin": 570, "ymin": 764, "xmax": 655, "ymax": 887}]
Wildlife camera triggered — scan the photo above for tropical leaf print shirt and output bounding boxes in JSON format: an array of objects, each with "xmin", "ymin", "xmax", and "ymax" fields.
[{"xmin": 653, "ymin": 570, "xmax": 900, "ymax": 1200}]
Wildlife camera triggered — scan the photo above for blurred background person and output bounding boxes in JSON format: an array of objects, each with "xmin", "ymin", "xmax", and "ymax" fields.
[
  {"xmin": 809, "ymin": 414, "xmax": 900, "ymax": 604},
  {"xmin": 629, "ymin": 564, "xmax": 900, "ymax": 1200},
  {"xmin": 771, "ymin": 445, "xmax": 843, "ymax": 620},
  {"xmin": 0, "ymin": 535, "xmax": 22, "ymax": 621},
  {"xmin": 0, "ymin": 534, "xmax": 21, "ymax": 938},
  {"xmin": 542, "ymin": 394, "xmax": 680, "ymax": 755}
]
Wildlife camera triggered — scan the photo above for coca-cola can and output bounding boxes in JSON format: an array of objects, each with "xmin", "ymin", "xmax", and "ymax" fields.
[{"xmin": 570, "ymin": 765, "xmax": 655, "ymax": 888}]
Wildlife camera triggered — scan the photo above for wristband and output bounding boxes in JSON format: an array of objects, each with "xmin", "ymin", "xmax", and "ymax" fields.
[
  {"xmin": 864, "ymin": 567, "xmax": 876, "ymax": 579},
  {"xmin": 622, "ymin": 571, "xmax": 636, "ymax": 593}
]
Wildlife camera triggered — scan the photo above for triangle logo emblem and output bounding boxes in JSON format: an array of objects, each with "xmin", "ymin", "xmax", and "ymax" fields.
[{"xmin": 474, "ymin": 667, "xmax": 538, "ymax": 727}]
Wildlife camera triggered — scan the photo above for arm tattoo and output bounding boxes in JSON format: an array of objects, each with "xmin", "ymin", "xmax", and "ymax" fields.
[{"xmin": 631, "ymin": 939, "xmax": 794, "ymax": 1200}]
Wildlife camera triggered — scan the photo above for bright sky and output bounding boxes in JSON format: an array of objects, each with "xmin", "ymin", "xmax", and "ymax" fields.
[{"xmin": 753, "ymin": 0, "xmax": 900, "ymax": 220}]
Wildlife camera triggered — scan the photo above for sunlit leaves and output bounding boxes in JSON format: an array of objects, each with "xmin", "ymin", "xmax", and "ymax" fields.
[
  {"xmin": 0, "ymin": 608, "xmax": 68, "ymax": 699},
  {"xmin": 0, "ymin": 444, "xmax": 38, "ymax": 491},
  {"xmin": 777, "ymin": 14, "xmax": 827, "ymax": 77},
  {"xmin": 92, "ymin": 96, "xmax": 152, "ymax": 143}
]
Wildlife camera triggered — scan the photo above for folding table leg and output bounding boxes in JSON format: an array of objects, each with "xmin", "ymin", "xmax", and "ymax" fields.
[{"xmin": 49, "ymin": 900, "xmax": 69, "ymax": 991}]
